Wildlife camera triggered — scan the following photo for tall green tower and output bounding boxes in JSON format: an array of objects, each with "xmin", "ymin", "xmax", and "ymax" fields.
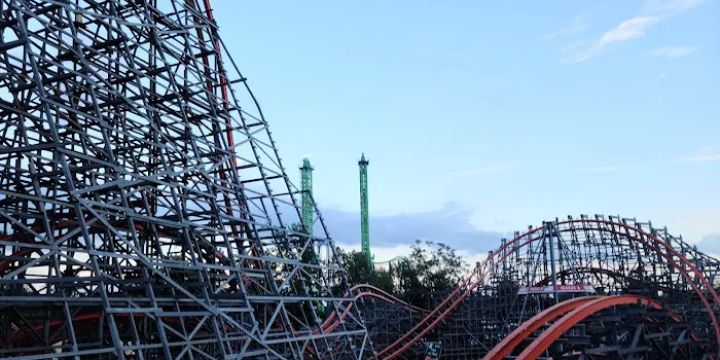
[
  {"xmin": 359, "ymin": 154, "xmax": 371, "ymax": 263},
  {"xmin": 300, "ymin": 158, "xmax": 314, "ymax": 236}
]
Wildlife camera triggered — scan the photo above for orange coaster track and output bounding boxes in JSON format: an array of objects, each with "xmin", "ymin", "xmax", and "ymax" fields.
[{"xmin": 365, "ymin": 215, "xmax": 720, "ymax": 359}]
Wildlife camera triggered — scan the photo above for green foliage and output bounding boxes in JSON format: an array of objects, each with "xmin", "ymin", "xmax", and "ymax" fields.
[
  {"xmin": 338, "ymin": 249, "xmax": 394, "ymax": 293},
  {"xmin": 341, "ymin": 250, "xmax": 374, "ymax": 285},
  {"xmin": 371, "ymin": 268, "xmax": 394, "ymax": 294},
  {"xmin": 339, "ymin": 240, "xmax": 468, "ymax": 308}
]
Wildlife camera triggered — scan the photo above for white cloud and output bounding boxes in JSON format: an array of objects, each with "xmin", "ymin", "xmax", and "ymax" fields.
[
  {"xmin": 650, "ymin": 45, "xmax": 697, "ymax": 58},
  {"xmin": 336, "ymin": 242, "xmax": 488, "ymax": 272},
  {"xmin": 564, "ymin": 0, "xmax": 706, "ymax": 63},
  {"xmin": 698, "ymin": 144, "xmax": 720, "ymax": 152},
  {"xmin": 323, "ymin": 203, "xmax": 504, "ymax": 254},
  {"xmin": 697, "ymin": 234, "xmax": 720, "ymax": 256},
  {"xmin": 600, "ymin": 16, "xmax": 660, "ymax": 44},
  {"xmin": 544, "ymin": 12, "xmax": 591, "ymax": 39},
  {"xmin": 641, "ymin": 0, "xmax": 707, "ymax": 16},
  {"xmin": 578, "ymin": 166, "xmax": 623, "ymax": 173},
  {"xmin": 663, "ymin": 211, "xmax": 720, "ymax": 245},
  {"xmin": 336, "ymin": 242, "xmax": 412, "ymax": 262},
  {"xmin": 679, "ymin": 145, "xmax": 720, "ymax": 163},
  {"xmin": 567, "ymin": 17, "xmax": 659, "ymax": 63},
  {"xmin": 680, "ymin": 153, "xmax": 720, "ymax": 163}
]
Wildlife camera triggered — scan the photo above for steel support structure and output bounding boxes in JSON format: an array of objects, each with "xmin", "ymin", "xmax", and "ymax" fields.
[
  {"xmin": 358, "ymin": 154, "xmax": 370, "ymax": 265},
  {"xmin": 300, "ymin": 158, "xmax": 313, "ymax": 237},
  {"xmin": 365, "ymin": 215, "xmax": 720, "ymax": 359},
  {"xmin": 0, "ymin": 1, "xmax": 371, "ymax": 359}
]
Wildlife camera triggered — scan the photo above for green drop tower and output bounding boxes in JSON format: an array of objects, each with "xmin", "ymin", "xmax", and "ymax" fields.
[
  {"xmin": 300, "ymin": 158, "xmax": 314, "ymax": 236},
  {"xmin": 359, "ymin": 153, "xmax": 372, "ymax": 264}
]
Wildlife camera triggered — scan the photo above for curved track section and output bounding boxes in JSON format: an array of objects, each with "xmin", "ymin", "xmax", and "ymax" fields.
[
  {"xmin": 484, "ymin": 296, "xmax": 601, "ymax": 360},
  {"xmin": 321, "ymin": 284, "xmax": 427, "ymax": 334},
  {"xmin": 516, "ymin": 295, "xmax": 664, "ymax": 359},
  {"xmin": 370, "ymin": 215, "xmax": 720, "ymax": 359},
  {"xmin": 484, "ymin": 294, "xmax": 698, "ymax": 359},
  {"xmin": 375, "ymin": 266, "xmax": 483, "ymax": 359}
]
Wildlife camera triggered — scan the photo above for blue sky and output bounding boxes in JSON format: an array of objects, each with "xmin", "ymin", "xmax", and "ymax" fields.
[{"xmin": 214, "ymin": 0, "xmax": 720, "ymax": 259}]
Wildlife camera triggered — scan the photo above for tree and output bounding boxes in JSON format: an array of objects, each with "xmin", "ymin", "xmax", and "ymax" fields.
[
  {"xmin": 340, "ymin": 250, "xmax": 374, "ymax": 285},
  {"xmin": 418, "ymin": 241, "xmax": 466, "ymax": 292},
  {"xmin": 337, "ymin": 248, "xmax": 395, "ymax": 294},
  {"xmin": 371, "ymin": 269, "xmax": 394, "ymax": 294},
  {"xmin": 338, "ymin": 241, "xmax": 468, "ymax": 308},
  {"xmin": 392, "ymin": 241, "xmax": 467, "ymax": 307}
]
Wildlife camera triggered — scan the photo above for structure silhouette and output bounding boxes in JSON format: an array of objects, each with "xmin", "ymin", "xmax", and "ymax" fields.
[{"xmin": 0, "ymin": 1, "xmax": 370, "ymax": 358}]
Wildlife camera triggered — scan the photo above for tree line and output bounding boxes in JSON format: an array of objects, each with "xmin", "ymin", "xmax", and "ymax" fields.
[{"xmin": 338, "ymin": 240, "xmax": 468, "ymax": 308}]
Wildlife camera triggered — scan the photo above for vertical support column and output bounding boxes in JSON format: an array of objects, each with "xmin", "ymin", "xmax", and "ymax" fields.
[
  {"xmin": 359, "ymin": 153, "xmax": 371, "ymax": 265},
  {"xmin": 300, "ymin": 158, "xmax": 314, "ymax": 236},
  {"xmin": 547, "ymin": 222, "xmax": 559, "ymax": 303}
]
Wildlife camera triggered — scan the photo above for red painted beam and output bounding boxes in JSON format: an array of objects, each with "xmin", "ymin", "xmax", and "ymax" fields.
[
  {"xmin": 516, "ymin": 295, "xmax": 663, "ymax": 360},
  {"xmin": 376, "ymin": 219, "xmax": 720, "ymax": 359},
  {"xmin": 483, "ymin": 296, "xmax": 600, "ymax": 360},
  {"xmin": 321, "ymin": 284, "xmax": 427, "ymax": 333}
]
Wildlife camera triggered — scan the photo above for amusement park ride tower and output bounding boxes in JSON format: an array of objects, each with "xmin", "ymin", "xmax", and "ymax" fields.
[
  {"xmin": 300, "ymin": 158, "xmax": 314, "ymax": 236},
  {"xmin": 359, "ymin": 154, "xmax": 372, "ymax": 264}
]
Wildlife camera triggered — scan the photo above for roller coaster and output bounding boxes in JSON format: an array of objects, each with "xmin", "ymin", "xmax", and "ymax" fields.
[
  {"xmin": 356, "ymin": 215, "xmax": 720, "ymax": 359},
  {"xmin": 0, "ymin": 1, "xmax": 718, "ymax": 359}
]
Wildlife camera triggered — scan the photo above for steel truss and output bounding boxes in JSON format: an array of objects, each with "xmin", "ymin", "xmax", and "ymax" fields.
[
  {"xmin": 0, "ymin": 1, "xmax": 371, "ymax": 359},
  {"xmin": 363, "ymin": 215, "xmax": 720, "ymax": 359},
  {"xmin": 351, "ymin": 285, "xmax": 422, "ymax": 354}
]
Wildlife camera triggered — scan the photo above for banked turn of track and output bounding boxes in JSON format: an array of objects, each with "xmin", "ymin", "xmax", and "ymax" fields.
[
  {"xmin": 484, "ymin": 295, "xmax": 691, "ymax": 360},
  {"xmin": 359, "ymin": 216, "xmax": 720, "ymax": 359}
]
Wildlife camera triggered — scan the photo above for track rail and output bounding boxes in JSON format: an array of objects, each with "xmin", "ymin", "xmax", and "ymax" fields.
[
  {"xmin": 484, "ymin": 294, "xmax": 697, "ymax": 359},
  {"xmin": 483, "ymin": 296, "xmax": 601, "ymax": 360},
  {"xmin": 374, "ymin": 218, "xmax": 720, "ymax": 359},
  {"xmin": 516, "ymin": 295, "xmax": 663, "ymax": 360},
  {"xmin": 321, "ymin": 284, "xmax": 427, "ymax": 334},
  {"xmin": 5, "ymin": 215, "xmax": 719, "ymax": 357}
]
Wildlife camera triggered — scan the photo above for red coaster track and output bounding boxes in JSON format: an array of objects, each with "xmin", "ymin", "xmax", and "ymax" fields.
[
  {"xmin": 369, "ymin": 217, "xmax": 720, "ymax": 359},
  {"xmin": 483, "ymin": 295, "xmax": 602, "ymax": 360}
]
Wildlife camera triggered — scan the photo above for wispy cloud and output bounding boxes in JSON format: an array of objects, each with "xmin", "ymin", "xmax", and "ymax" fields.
[
  {"xmin": 578, "ymin": 165, "xmax": 623, "ymax": 173},
  {"xmin": 567, "ymin": 16, "xmax": 659, "ymax": 63},
  {"xmin": 697, "ymin": 234, "xmax": 720, "ymax": 256},
  {"xmin": 650, "ymin": 45, "xmax": 697, "ymax": 58},
  {"xmin": 679, "ymin": 144, "xmax": 720, "ymax": 163},
  {"xmin": 680, "ymin": 153, "xmax": 720, "ymax": 163},
  {"xmin": 698, "ymin": 144, "xmax": 720, "ymax": 152},
  {"xmin": 449, "ymin": 166, "xmax": 514, "ymax": 177},
  {"xmin": 564, "ymin": 0, "xmax": 707, "ymax": 63},
  {"xmin": 641, "ymin": 0, "xmax": 706, "ymax": 14},
  {"xmin": 602, "ymin": 16, "xmax": 660, "ymax": 43},
  {"xmin": 324, "ymin": 203, "xmax": 505, "ymax": 255},
  {"xmin": 336, "ymin": 242, "xmax": 489, "ymax": 271},
  {"xmin": 544, "ymin": 11, "xmax": 592, "ymax": 40}
]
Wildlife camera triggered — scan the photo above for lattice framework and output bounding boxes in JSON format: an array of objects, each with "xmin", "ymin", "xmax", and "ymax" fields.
[{"xmin": 0, "ymin": 1, "xmax": 371, "ymax": 359}]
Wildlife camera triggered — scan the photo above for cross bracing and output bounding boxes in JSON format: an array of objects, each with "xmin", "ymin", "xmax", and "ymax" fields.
[{"xmin": 0, "ymin": 1, "xmax": 371, "ymax": 359}]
